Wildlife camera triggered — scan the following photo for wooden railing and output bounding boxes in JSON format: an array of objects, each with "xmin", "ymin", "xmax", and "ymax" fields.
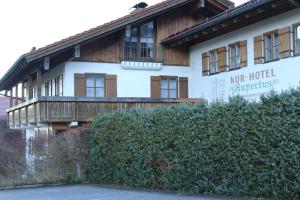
[{"xmin": 7, "ymin": 97, "xmax": 202, "ymax": 129}]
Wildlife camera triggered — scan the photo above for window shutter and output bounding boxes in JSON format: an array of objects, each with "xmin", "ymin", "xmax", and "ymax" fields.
[
  {"xmin": 202, "ymin": 52, "xmax": 209, "ymax": 76},
  {"xmin": 179, "ymin": 77, "xmax": 188, "ymax": 98},
  {"xmin": 74, "ymin": 74, "xmax": 86, "ymax": 96},
  {"xmin": 279, "ymin": 26, "xmax": 291, "ymax": 59},
  {"xmin": 240, "ymin": 40, "xmax": 248, "ymax": 67},
  {"xmin": 106, "ymin": 74, "xmax": 117, "ymax": 97},
  {"xmin": 254, "ymin": 35, "xmax": 263, "ymax": 64},
  {"xmin": 151, "ymin": 76, "xmax": 161, "ymax": 98},
  {"xmin": 218, "ymin": 47, "xmax": 227, "ymax": 72}
]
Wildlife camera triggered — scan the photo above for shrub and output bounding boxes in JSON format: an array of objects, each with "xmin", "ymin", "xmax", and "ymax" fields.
[{"xmin": 87, "ymin": 89, "xmax": 300, "ymax": 199}]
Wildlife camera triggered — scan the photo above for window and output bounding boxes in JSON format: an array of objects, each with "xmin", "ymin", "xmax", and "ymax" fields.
[
  {"xmin": 294, "ymin": 24, "xmax": 300, "ymax": 55},
  {"xmin": 160, "ymin": 77, "xmax": 177, "ymax": 98},
  {"xmin": 264, "ymin": 31, "xmax": 279, "ymax": 62},
  {"xmin": 44, "ymin": 75, "xmax": 63, "ymax": 97},
  {"xmin": 59, "ymin": 75, "xmax": 63, "ymax": 96},
  {"xmin": 86, "ymin": 75, "xmax": 105, "ymax": 97},
  {"xmin": 125, "ymin": 21, "xmax": 155, "ymax": 60},
  {"xmin": 45, "ymin": 82, "xmax": 49, "ymax": 96},
  {"xmin": 229, "ymin": 43, "xmax": 241, "ymax": 69},
  {"xmin": 209, "ymin": 50, "xmax": 218, "ymax": 74},
  {"xmin": 55, "ymin": 77, "xmax": 60, "ymax": 96}
]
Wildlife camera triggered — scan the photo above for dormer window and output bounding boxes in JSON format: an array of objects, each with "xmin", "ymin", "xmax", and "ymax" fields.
[{"xmin": 124, "ymin": 21, "xmax": 155, "ymax": 61}]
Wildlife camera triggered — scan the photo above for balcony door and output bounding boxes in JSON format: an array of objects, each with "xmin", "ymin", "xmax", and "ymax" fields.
[{"xmin": 125, "ymin": 21, "xmax": 155, "ymax": 61}]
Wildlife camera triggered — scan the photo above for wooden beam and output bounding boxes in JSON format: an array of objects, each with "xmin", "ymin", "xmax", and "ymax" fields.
[
  {"xmin": 15, "ymin": 84, "xmax": 18, "ymax": 106},
  {"xmin": 27, "ymin": 76, "xmax": 33, "ymax": 100},
  {"xmin": 44, "ymin": 57, "xmax": 50, "ymax": 70},
  {"xmin": 21, "ymin": 82, "xmax": 25, "ymax": 102},
  {"xmin": 9, "ymin": 89, "xmax": 13, "ymax": 108},
  {"xmin": 37, "ymin": 68, "xmax": 42, "ymax": 97}
]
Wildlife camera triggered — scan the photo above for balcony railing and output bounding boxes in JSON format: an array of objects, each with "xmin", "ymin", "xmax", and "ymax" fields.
[
  {"xmin": 121, "ymin": 44, "xmax": 163, "ymax": 63},
  {"xmin": 7, "ymin": 97, "xmax": 202, "ymax": 129}
]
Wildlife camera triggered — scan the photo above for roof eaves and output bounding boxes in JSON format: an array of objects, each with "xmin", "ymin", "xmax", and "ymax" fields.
[
  {"xmin": 161, "ymin": 0, "xmax": 276, "ymax": 45},
  {"xmin": 0, "ymin": 55, "xmax": 27, "ymax": 91}
]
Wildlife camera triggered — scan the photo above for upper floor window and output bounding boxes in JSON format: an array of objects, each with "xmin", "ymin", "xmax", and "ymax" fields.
[
  {"xmin": 125, "ymin": 21, "xmax": 155, "ymax": 60},
  {"xmin": 294, "ymin": 24, "xmax": 300, "ymax": 55},
  {"xmin": 160, "ymin": 77, "xmax": 177, "ymax": 98},
  {"xmin": 86, "ymin": 75, "xmax": 105, "ymax": 97},
  {"xmin": 229, "ymin": 43, "xmax": 240, "ymax": 69},
  {"xmin": 264, "ymin": 31, "xmax": 279, "ymax": 62},
  {"xmin": 209, "ymin": 50, "xmax": 218, "ymax": 74}
]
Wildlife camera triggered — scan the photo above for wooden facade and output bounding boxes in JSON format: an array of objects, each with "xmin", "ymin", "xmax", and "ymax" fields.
[
  {"xmin": 75, "ymin": 3, "xmax": 204, "ymax": 66},
  {"xmin": 156, "ymin": 7, "xmax": 203, "ymax": 66},
  {"xmin": 7, "ymin": 97, "xmax": 201, "ymax": 129},
  {"xmin": 80, "ymin": 31, "xmax": 123, "ymax": 63}
]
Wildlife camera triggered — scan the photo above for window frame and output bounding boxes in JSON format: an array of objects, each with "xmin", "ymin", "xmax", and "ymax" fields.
[
  {"xmin": 209, "ymin": 49, "xmax": 219, "ymax": 74},
  {"xmin": 293, "ymin": 23, "xmax": 300, "ymax": 56},
  {"xmin": 124, "ymin": 21, "xmax": 156, "ymax": 61},
  {"xmin": 264, "ymin": 30, "xmax": 279, "ymax": 63},
  {"xmin": 160, "ymin": 76, "xmax": 178, "ymax": 99},
  {"xmin": 228, "ymin": 42, "xmax": 241, "ymax": 70},
  {"xmin": 85, "ymin": 73, "xmax": 106, "ymax": 98}
]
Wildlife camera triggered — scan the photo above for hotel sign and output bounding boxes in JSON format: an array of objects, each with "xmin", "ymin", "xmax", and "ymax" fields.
[{"xmin": 229, "ymin": 68, "xmax": 279, "ymax": 97}]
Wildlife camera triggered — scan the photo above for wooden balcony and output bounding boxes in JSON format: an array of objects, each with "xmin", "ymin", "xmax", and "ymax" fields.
[{"xmin": 7, "ymin": 97, "xmax": 202, "ymax": 129}]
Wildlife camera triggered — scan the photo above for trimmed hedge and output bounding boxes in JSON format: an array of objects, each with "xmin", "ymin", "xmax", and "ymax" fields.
[{"xmin": 87, "ymin": 90, "xmax": 300, "ymax": 199}]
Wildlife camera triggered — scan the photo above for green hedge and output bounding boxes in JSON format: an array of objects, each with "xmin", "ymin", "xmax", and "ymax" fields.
[{"xmin": 87, "ymin": 90, "xmax": 300, "ymax": 199}]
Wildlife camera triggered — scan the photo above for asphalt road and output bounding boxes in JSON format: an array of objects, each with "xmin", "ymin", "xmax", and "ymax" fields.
[{"xmin": 0, "ymin": 185, "xmax": 244, "ymax": 200}]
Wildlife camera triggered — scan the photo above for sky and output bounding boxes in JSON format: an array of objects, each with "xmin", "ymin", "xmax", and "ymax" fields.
[{"xmin": 0, "ymin": 0, "xmax": 248, "ymax": 79}]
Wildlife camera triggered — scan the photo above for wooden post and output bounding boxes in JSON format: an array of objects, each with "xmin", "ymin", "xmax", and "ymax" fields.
[
  {"xmin": 21, "ymin": 82, "xmax": 25, "ymax": 102},
  {"xmin": 15, "ymin": 84, "xmax": 18, "ymax": 106},
  {"xmin": 9, "ymin": 88, "xmax": 13, "ymax": 108},
  {"xmin": 27, "ymin": 75, "xmax": 33, "ymax": 100},
  {"xmin": 37, "ymin": 68, "xmax": 42, "ymax": 97}
]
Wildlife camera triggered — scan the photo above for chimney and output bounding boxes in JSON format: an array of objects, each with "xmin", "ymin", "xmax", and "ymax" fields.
[{"xmin": 131, "ymin": 2, "xmax": 148, "ymax": 14}]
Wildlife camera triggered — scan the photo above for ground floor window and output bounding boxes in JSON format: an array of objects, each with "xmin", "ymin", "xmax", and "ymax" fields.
[
  {"xmin": 85, "ymin": 75, "xmax": 105, "ymax": 97},
  {"xmin": 160, "ymin": 77, "xmax": 177, "ymax": 98}
]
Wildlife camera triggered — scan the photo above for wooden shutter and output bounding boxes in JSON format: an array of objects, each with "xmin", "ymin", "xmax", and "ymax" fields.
[
  {"xmin": 202, "ymin": 52, "xmax": 209, "ymax": 76},
  {"xmin": 240, "ymin": 40, "xmax": 248, "ymax": 67},
  {"xmin": 106, "ymin": 74, "xmax": 117, "ymax": 97},
  {"xmin": 279, "ymin": 26, "xmax": 291, "ymax": 59},
  {"xmin": 179, "ymin": 77, "xmax": 188, "ymax": 98},
  {"xmin": 74, "ymin": 74, "xmax": 86, "ymax": 96},
  {"xmin": 151, "ymin": 76, "xmax": 161, "ymax": 98},
  {"xmin": 254, "ymin": 35, "xmax": 263, "ymax": 64},
  {"xmin": 218, "ymin": 47, "xmax": 227, "ymax": 72}
]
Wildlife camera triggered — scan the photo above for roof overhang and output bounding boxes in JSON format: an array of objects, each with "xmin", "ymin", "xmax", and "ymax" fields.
[{"xmin": 162, "ymin": 0, "xmax": 300, "ymax": 47}]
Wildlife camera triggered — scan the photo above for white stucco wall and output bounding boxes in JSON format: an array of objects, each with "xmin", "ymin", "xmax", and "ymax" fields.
[
  {"xmin": 189, "ymin": 9, "xmax": 300, "ymax": 102},
  {"xmin": 64, "ymin": 62, "xmax": 191, "ymax": 97}
]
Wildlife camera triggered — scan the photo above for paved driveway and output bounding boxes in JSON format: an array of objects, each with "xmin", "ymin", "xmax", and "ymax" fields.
[{"xmin": 0, "ymin": 185, "xmax": 244, "ymax": 200}]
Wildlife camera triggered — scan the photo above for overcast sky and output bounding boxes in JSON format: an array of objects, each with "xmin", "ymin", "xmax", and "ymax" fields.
[{"xmin": 0, "ymin": 0, "xmax": 248, "ymax": 79}]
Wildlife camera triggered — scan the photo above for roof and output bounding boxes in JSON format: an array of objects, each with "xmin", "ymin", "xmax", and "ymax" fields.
[
  {"xmin": 0, "ymin": 0, "xmax": 234, "ymax": 91},
  {"xmin": 162, "ymin": 0, "xmax": 300, "ymax": 45},
  {"xmin": 26, "ymin": 0, "xmax": 233, "ymax": 62}
]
